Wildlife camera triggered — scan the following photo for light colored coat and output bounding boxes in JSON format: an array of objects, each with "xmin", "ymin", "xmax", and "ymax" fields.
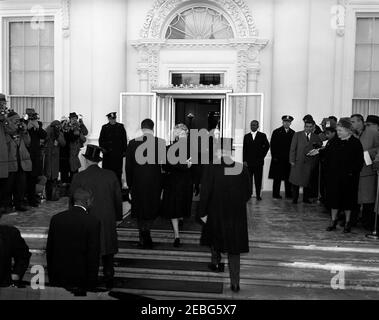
[
  {"xmin": 289, "ymin": 131, "xmax": 322, "ymax": 187},
  {"xmin": 356, "ymin": 127, "xmax": 379, "ymax": 204},
  {"xmin": 6, "ymin": 132, "xmax": 32, "ymax": 172}
]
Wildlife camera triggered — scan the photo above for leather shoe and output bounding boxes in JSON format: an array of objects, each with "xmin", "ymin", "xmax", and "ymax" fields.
[
  {"xmin": 208, "ymin": 263, "xmax": 225, "ymax": 273},
  {"xmin": 273, "ymin": 195, "xmax": 282, "ymax": 200},
  {"xmin": 256, "ymin": 196, "xmax": 262, "ymax": 201},
  {"xmin": 231, "ymin": 284, "xmax": 240, "ymax": 293},
  {"xmin": 343, "ymin": 222, "xmax": 351, "ymax": 233},
  {"xmin": 173, "ymin": 238, "xmax": 181, "ymax": 248}
]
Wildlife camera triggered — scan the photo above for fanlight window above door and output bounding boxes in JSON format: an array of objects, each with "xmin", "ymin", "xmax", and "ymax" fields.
[{"xmin": 165, "ymin": 7, "xmax": 234, "ymax": 40}]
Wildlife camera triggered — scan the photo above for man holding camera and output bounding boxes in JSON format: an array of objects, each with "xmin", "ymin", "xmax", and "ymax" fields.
[
  {"xmin": 25, "ymin": 109, "xmax": 47, "ymax": 207},
  {"xmin": 4, "ymin": 111, "xmax": 32, "ymax": 212},
  {"xmin": 60, "ymin": 112, "xmax": 88, "ymax": 185},
  {"xmin": 0, "ymin": 94, "xmax": 9, "ymax": 214}
]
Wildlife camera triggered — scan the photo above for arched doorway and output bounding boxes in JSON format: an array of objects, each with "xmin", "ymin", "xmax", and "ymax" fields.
[{"xmin": 121, "ymin": 0, "xmax": 268, "ymax": 162}]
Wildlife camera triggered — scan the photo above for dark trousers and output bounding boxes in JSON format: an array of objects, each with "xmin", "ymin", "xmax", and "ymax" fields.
[
  {"xmin": 26, "ymin": 173, "xmax": 38, "ymax": 204},
  {"xmin": 248, "ymin": 165, "xmax": 263, "ymax": 197},
  {"xmin": 137, "ymin": 219, "xmax": 154, "ymax": 244},
  {"xmin": 211, "ymin": 247, "xmax": 240, "ymax": 287},
  {"xmin": 102, "ymin": 254, "xmax": 115, "ymax": 279},
  {"xmin": 60, "ymin": 169, "xmax": 77, "ymax": 184},
  {"xmin": 5, "ymin": 170, "xmax": 26, "ymax": 208},
  {"xmin": 273, "ymin": 179, "xmax": 292, "ymax": 198},
  {"xmin": 362, "ymin": 203, "xmax": 375, "ymax": 228},
  {"xmin": 292, "ymin": 185, "xmax": 312, "ymax": 202},
  {"xmin": 0, "ymin": 178, "xmax": 7, "ymax": 208}
]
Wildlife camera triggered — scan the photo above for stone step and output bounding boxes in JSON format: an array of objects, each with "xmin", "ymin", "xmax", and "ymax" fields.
[{"xmin": 27, "ymin": 252, "xmax": 379, "ymax": 291}]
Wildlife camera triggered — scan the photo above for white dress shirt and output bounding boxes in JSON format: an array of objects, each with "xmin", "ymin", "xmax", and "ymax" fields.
[{"xmin": 251, "ymin": 131, "xmax": 258, "ymax": 140}]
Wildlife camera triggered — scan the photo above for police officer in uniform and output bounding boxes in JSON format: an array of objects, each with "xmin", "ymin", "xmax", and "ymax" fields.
[
  {"xmin": 99, "ymin": 112, "xmax": 128, "ymax": 188},
  {"xmin": 268, "ymin": 115, "xmax": 295, "ymax": 199}
]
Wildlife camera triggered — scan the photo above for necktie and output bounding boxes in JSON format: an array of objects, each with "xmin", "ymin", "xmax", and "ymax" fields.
[{"xmin": 306, "ymin": 134, "xmax": 310, "ymax": 142}]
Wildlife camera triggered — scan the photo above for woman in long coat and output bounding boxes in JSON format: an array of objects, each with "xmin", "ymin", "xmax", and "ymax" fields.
[
  {"xmin": 310, "ymin": 118, "xmax": 364, "ymax": 233},
  {"xmin": 161, "ymin": 124, "xmax": 193, "ymax": 247}
]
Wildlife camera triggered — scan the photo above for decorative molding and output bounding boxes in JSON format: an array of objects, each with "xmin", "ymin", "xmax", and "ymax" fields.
[
  {"xmin": 141, "ymin": 0, "xmax": 258, "ymax": 39},
  {"xmin": 134, "ymin": 0, "xmax": 268, "ymax": 91},
  {"xmin": 61, "ymin": 0, "xmax": 70, "ymax": 38}
]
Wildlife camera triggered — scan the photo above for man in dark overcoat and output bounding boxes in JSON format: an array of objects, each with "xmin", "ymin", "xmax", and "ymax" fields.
[
  {"xmin": 351, "ymin": 114, "xmax": 379, "ymax": 229},
  {"xmin": 70, "ymin": 145, "xmax": 122, "ymax": 289},
  {"xmin": 199, "ymin": 138, "xmax": 251, "ymax": 293},
  {"xmin": 268, "ymin": 115, "xmax": 295, "ymax": 199},
  {"xmin": 99, "ymin": 112, "xmax": 128, "ymax": 188},
  {"xmin": 0, "ymin": 221, "xmax": 31, "ymax": 287},
  {"xmin": 289, "ymin": 119, "xmax": 322, "ymax": 204},
  {"xmin": 126, "ymin": 119, "xmax": 165, "ymax": 249},
  {"xmin": 47, "ymin": 187, "xmax": 101, "ymax": 294},
  {"xmin": 243, "ymin": 120, "xmax": 270, "ymax": 200}
]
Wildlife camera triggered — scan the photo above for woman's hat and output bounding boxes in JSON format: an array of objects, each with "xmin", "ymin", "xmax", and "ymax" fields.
[
  {"xmin": 69, "ymin": 112, "xmax": 78, "ymax": 119},
  {"xmin": 337, "ymin": 117, "xmax": 353, "ymax": 130},
  {"xmin": 82, "ymin": 144, "xmax": 103, "ymax": 162}
]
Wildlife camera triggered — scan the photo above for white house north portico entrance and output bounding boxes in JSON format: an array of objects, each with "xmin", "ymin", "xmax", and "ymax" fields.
[{"xmin": 121, "ymin": 0, "xmax": 268, "ymax": 165}]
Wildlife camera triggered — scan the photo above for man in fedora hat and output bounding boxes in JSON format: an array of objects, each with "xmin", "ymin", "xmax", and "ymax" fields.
[
  {"xmin": 366, "ymin": 115, "xmax": 379, "ymax": 132},
  {"xmin": 99, "ymin": 112, "xmax": 128, "ymax": 188},
  {"xmin": 24, "ymin": 108, "xmax": 47, "ymax": 207},
  {"xmin": 70, "ymin": 144, "xmax": 122, "ymax": 289},
  {"xmin": 268, "ymin": 115, "xmax": 295, "ymax": 199}
]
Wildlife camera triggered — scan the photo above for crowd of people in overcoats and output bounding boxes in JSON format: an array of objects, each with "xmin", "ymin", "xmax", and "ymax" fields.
[{"xmin": 2, "ymin": 86, "xmax": 379, "ymax": 294}]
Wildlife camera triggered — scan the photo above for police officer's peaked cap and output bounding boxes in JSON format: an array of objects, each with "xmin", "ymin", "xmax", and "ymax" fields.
[
  {"xmin": 107, "ymin": 112, "xmax": 117, "ymax": 119},
  {"xmin": 282, "ymin": 115, "xmax": 294, "ymax": 122}
]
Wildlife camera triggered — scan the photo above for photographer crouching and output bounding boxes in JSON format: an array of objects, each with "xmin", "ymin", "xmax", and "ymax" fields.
[
  {"xmin": 4, "ymin": 111, "xmax": 32, "ymax": 213},
  {"xmin": 24, "ymin": 109, "xmax": 47, "ymax": 208}
]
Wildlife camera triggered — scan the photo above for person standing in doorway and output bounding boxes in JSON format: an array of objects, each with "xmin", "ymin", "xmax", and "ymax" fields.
[
  {"xmin": 268, "ymin": 115, "xmax": 295, "ymax": 199},
  {"xmin": 99, "ymin": 112, "xmax": 128, "ymax": 189},
  {"xmin": 243, "ymin": 120, "xmax": 270, "ymax": 200}
]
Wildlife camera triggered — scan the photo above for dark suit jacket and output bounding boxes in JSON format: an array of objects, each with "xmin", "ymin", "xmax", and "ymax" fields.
[
  {"xmin": 70, "ymin": 165, "xmax": 122, "ymax": 256},
  {"xmin": 125, "ymin": 133, "xmax": 165, "ymax": 221},
  {"xmin": 46, "ymin": 206, "xmax": 101, "ymax": 290},
  {"xmin": 0, "ymin": 225, "xmax": 31, "ymax": 287},
  {"xmin": 243, "ymin": 131, "xmax": 270, "ymax": 167}
]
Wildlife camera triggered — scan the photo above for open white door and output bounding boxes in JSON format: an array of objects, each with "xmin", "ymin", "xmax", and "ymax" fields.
[
  {"xmin": 155, "ymin": 95, "xmax": 176, "ymax": 144},
  {"xmin": 119, "ymin": 92, "xmax": 156, "ymax": 140},
  {"xmin": 225, "ymin": 93, "xmax": 264, "ymax": 162}
]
